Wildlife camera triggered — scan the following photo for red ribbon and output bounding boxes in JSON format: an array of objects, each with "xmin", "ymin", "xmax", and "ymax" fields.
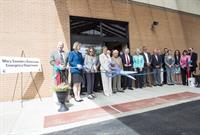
[{"xmin": 55, "ymin": 60, "xmax": 61, "ymax": 85}]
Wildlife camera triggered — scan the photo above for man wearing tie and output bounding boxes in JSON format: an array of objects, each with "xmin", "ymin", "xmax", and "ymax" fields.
[
  {"xmin": 121, "ymin": 48, "xmax": 133, "ymax": 90},
  {"xmin": 50, "ymin": 41, "xmax": 69, "ymax": 104}
]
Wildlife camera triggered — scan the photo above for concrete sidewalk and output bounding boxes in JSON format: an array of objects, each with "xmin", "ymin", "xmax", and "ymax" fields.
[{"xmin": 1, "ymin": 85, "xmax": 200, "ymax": 135}]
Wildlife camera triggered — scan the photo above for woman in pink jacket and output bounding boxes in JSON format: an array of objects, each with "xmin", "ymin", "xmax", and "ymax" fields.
[{"xmin": 180, "ymin": 50, "xmax": 191, "ymax": 85}]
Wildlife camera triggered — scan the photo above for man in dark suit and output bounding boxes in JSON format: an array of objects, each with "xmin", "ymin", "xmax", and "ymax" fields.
[
  {"xmin": 121, "ymin": 48, "xmax": 133, "ymax": 90},
  {"xmin": 188, "ymin": 48, "xmax": 198, "ymax": 73},
  {"xmin": 141, "ymin": 46, "xmax": 152, "ymax": 87},
  {"xmin": 151, "ymin": 49, "xmax": 162, "ymax": 86},
  {"xmin": 161, "ymin": 48, "xmax": 168, "ymax": 84}
]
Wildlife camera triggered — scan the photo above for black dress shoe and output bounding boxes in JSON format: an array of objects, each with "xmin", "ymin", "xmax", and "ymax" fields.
[
  {"xmin": 128, "ymin": 87, "xmax": 134, "ymax": 90},
  {"xmin": 122, "ymin": 88, "xmax": 126, "ymax": 90},
  {"xmin": 117, "ymin": 90, "xmax": 124, "ymax": 92},
  {"xmin": 88, "ymin": 95, "xmax": 94, "ymax": 99}
]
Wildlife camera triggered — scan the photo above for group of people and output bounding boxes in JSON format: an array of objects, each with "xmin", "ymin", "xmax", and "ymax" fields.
[{"xmin": 50, "ymin": 41, "xmax": 198, "ymax": 102}]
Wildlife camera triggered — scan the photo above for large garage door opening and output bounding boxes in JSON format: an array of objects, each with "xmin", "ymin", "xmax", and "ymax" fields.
[{"xmin": 70, "ymin": 16, "xmax": 129, "ymax": 56}]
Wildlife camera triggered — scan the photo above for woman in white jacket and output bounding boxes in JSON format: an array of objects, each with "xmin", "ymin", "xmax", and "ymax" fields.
[{"xmin": 99, "ymin": 46, "xmax": 112, "ymax": 96}]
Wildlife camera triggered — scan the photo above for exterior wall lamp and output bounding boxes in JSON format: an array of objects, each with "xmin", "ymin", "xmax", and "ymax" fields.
[{"xmin": 151, "ymin": 21, "xmax": 159, "ymax": 30}]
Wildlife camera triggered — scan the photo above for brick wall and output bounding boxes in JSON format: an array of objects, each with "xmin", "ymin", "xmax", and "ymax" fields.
[{"xmin": 0, "ymin": 0, "xmax": 199, "ymax": 101}]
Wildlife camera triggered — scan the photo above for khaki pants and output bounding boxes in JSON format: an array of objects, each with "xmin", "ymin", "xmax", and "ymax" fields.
[
  {"xmin": 143, "ymin": 66, "xmax": 153, "ymax": 86},
  {"xmin": 112, "ymin": 75, "xmax": 121, "ymax": 91}
]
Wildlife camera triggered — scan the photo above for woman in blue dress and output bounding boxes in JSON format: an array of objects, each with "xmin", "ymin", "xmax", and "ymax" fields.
[{"xmin": 68, "ymin": 42, "xmax": 84, "ymax": 102}]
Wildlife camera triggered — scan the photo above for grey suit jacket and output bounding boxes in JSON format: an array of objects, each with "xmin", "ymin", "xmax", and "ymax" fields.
[
  {"xmin": 50, "ymin": 51, "xmax": 68, "ymax": 67},
  {"xmin": 49, "ymin": 50, "xmax": 69, "ymax": 85},
  {"xmin": 164, "ymin": 55, "xmax": 175, "ymax": 68}
]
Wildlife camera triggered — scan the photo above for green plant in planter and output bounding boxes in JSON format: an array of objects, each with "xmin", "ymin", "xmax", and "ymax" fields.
[{"xmin": 52, "ymin": 83, "xmax": 70, "ymax": 92}]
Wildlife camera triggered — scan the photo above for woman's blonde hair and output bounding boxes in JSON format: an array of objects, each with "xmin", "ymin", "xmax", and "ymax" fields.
[
  {"xmin": 73, "ymin": 41, "xmax": 80, "ymax": 50},
  {"xmin": 135, "ymin": 48, "xmax": 141, "ymax": 54}
]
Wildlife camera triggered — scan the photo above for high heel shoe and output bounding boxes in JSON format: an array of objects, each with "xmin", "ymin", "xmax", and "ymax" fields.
[
  {"xmin": 74, "ymin": 98, "xmax": 81, "ymax": 102},
  {"xmin": 74, "ymin": 98, "xmax": 84, "ymax": 102}
]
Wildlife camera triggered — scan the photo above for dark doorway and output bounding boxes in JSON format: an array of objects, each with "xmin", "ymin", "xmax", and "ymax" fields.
[
  {"xmin": 70, "ymin": 16, "xmax": 129, "ymax": 54},
  {"xmin": 105, "ymin": 42, "xmax": 128, "ymax": 56},
  {"xmin": 106, "ymin": 42, "xmax": 123, "ymax": 51}
]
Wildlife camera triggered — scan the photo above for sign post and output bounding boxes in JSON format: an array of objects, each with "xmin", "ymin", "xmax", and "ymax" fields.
[{"xmin": 0, "ymin": 51, "xmax": 42, "ymax": 107}]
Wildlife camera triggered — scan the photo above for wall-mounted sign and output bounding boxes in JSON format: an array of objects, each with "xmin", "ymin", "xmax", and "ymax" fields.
[{"xmin": 0, "ymin": 56, "xmax": 42, "ymax": 74}]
